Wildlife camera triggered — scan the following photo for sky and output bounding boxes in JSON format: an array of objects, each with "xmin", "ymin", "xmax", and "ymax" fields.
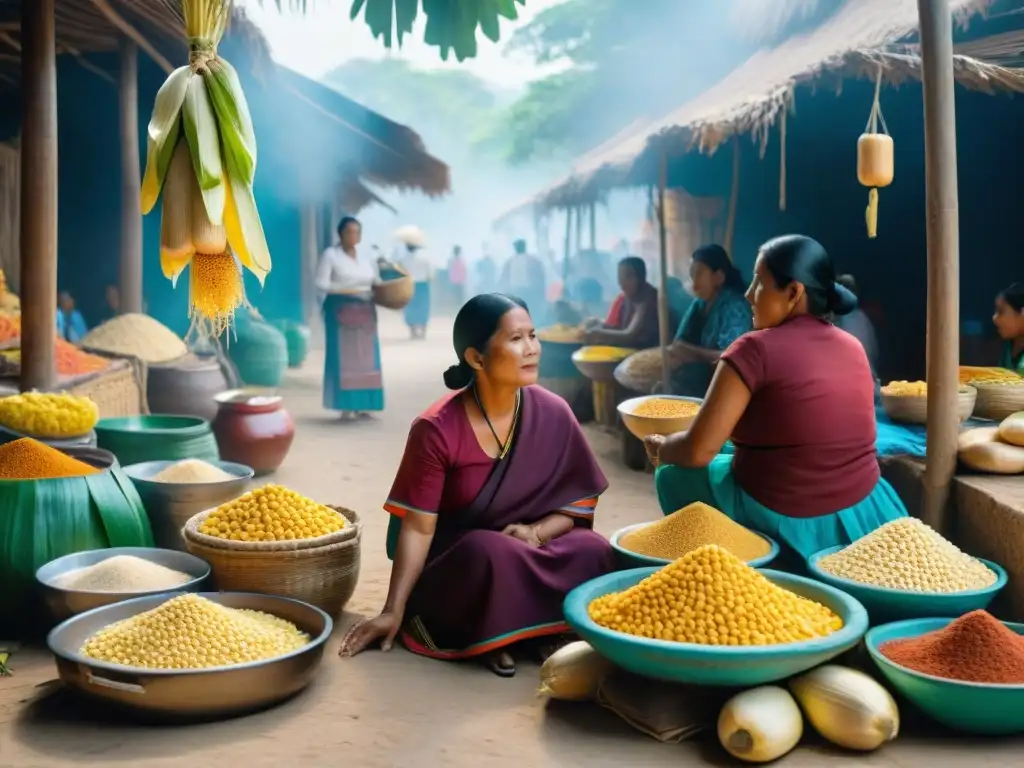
[{"xmin": 238, "ymin": 0, "xmax": 567, "ymax": 89}]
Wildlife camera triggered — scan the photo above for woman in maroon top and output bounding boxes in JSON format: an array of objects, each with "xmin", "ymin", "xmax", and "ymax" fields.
[
  {"xmin": 339, "ymin": 293, "xmax": 613, "ymax": 677},
  {"xmin": 646, "ymin": 235, "xmax": 907, "ymax": 561}
]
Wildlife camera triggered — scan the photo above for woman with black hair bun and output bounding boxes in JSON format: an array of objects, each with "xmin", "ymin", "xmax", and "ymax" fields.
[
  {"xmin": 668, "ymin": 244, "xmax": 752, "ymax": 396},
  {"xmin": 340, "ymin": 293, "xmax": 613, "ymax": 677},
  {"xmin": 315, "ymin": 215, "xmax": 384, "ymax": 420},
  {"xmin": 993, "ymin": 282, "xmax": 1024, "ymax": 373},
  {"xmin": 646, "ymin": 234, "xmax": 908, "ymax": 561}
]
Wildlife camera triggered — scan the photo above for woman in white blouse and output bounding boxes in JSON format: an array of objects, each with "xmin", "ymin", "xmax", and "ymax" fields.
[{"xmin": 316, "ymin": 216, "xmax": 384, "ymax": 419}]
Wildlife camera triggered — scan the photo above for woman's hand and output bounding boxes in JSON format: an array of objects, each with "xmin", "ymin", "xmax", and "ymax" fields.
[
  {"xmin": 503, "ymin": 523, "xmax": 543, "ymax": 548},
  {"xmin": 338, "ymin": 612, "xmax": 402, "ymax": 657},
  {"xmin": 644, "ymin": 434, "xmax": 666, "ymax": 467}
]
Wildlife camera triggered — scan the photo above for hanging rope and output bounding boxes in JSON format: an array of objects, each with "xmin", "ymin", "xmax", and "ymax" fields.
[{"xmin": 861, "ymin": 65, "xmax": 891, "ymax": 239}]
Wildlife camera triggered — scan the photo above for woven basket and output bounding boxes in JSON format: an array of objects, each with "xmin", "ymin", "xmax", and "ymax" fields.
[
  {"xmin": 182, "ymin": 506, "xmax": 361, "ymax": 617},
  {"xmin": 373, "ymin": 270, "xmax": 415, "ymax": 310},
  {"xmin": 972, "ymin": 382, "xmax": 1024, "ymax": 421},
  {"xmin": 881, "ymin": 386, "xmax": 977, "ymax": 425},
  {"xmin": 66, "ymin": 360, "xmax": 145, "ymax": 418}
]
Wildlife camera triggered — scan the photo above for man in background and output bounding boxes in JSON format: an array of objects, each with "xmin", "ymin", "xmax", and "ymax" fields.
[
  {"xmin": 500, "ymin": 239, "xmax": 547, "ymax": 323},
  {"xmin": 448, "ymin": 245, "xmax": 467, "ymax": 307}
]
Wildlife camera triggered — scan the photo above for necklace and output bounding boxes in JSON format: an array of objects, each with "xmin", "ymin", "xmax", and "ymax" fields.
[{"xmin": 473, "ymin": 386, "xmax": 520, "ymax": 456}]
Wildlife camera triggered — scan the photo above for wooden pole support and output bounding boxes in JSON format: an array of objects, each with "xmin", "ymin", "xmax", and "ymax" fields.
[
  {"xmin": 657, "ymin": 152, "xmax": 671, "ymax": 393},
  {"xmin": 119, "ymin": 37, "xmax": 143, "ymax": 314},
  {"xmin": 19, "ymin": 0, "xmax": 58, "ymax": 392},
  {"xmin": 918, "ymin": 0, "xmax": 961, "ymax": 534}
]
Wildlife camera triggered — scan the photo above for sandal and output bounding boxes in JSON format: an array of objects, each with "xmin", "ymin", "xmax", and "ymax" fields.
[{"xmin": 482, "ymin": 650, "xmax": 516, "ymax": 678}]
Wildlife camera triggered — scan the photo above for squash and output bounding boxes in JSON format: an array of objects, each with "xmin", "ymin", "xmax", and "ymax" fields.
[
  {"xmin": 857, "ymin": 133, "xmax": 894, "ymax": 188},
  {"xmin": 998, "ymin": 411, "xmax": 1024, "ymax": 447},
  {"xmin": 957, "ymin": 426, "xmax": 1001, "ymax": 452},
  {"xmin": 958, "ymin": 440, "xmax": 1024, "ymax": 475}
]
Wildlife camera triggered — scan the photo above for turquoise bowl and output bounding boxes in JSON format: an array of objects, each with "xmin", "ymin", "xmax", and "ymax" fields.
[
  {"xmin": 866, "ymin": 618, "xmax": 1024, "ymax": 735},
  {"xmin": 563, "ymin": 567, "xmax": 868, "ymax": 686},
  {"xmin": 610, "ymin": 522, "xmax": 779, "ymax": 571},
  {"xmin": 807, "ymin": 546, "xmax": 1007, "ymax": 624}
]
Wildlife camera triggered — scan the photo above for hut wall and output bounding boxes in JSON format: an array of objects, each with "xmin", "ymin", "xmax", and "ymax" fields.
[{"xmin": 0, "ymin": 140, "xmax": 19, "ymax": 292}]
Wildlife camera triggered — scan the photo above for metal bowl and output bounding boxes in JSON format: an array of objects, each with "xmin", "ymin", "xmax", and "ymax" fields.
[
  {"xmin": 122, "ymin": 460, "xmax": 254, "ymax": 551},
  {"xmin": 36, "ymin": 547, "xmax": 211, "ymax": 623},
  {"xmin": 47, "ymin": 591, "xmax": 333, "ymax": 719}
]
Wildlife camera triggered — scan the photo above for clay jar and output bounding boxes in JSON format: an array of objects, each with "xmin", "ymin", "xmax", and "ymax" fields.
[{"xmin": 211, "ymin": 389, "xmax": 295, "ymax": 476}]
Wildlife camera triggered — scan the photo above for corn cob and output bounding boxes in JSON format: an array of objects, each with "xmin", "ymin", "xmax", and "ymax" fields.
[{"xmin": 139, "ymin": 0, "xmax": 270, "ymax": 337}]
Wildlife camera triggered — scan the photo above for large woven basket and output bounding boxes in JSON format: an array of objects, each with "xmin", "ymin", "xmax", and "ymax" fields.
[
  {"xmin": 972, "ymin": 382, "xmax": 1024, "ymax": 421},
  {"xmin": 373, "ymin": 269, "xmax": 414, "ymax": 310},
  {"xmin": 881, "ymin": 386, "xmax": 977, "ymax": 426},
  {"xmin": 182, "ymin": 506, "xmax": 361, "ymax": 617},
  {"xmin": 66, "ymin": 360, "xmax": 145, "ymax": 418}
]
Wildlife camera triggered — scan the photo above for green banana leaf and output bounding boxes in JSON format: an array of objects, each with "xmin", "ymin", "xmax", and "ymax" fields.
[{"xmin": 0, "ymin": 457, "xmax": 153, "ymax": 635}]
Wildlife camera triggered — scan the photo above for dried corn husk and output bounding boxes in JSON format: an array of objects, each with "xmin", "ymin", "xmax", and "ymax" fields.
[{"xmin": 537, "ymin": 641, "xmax": 610, "ymax": 702}]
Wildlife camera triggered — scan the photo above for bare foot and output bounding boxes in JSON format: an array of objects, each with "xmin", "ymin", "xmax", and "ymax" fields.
[{"xmin": 482, "ymin": 650, "xmax": 515, "ymax": 677}]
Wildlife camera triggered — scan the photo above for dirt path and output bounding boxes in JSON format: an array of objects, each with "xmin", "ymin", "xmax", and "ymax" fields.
[{"xmin": 0, "ymin": 312, "xmax": 1019, "ymax": 767}]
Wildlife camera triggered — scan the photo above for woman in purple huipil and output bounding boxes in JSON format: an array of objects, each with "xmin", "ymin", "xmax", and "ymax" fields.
[{"xmin": 340, "ymin": 293, "xmax": 614, "ymax": 676}]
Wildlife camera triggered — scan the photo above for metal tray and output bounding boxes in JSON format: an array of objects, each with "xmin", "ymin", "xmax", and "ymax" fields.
[{"xmin": 47, "ymin": 591, "xmax": 332, "ymax": 719}]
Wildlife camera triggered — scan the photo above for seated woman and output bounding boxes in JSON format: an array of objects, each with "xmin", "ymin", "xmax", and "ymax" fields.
[
  {"xmin": 993, "ymin": 282, "xmax": 1024, "ymax": 373},
  {"xmin": 340, "ymin": 293, "xmax": 614, "ymax": 676},
  {"xmin": 646, "ymin": 235, "xmax": 907, "ymax": 561},
  {"xmin": 583, "ymin": 256, "xmax": 660, "ymax": 349},
  {"xmin": 668, "ymin": 245, "xmax": 752, "ymax": 397}
]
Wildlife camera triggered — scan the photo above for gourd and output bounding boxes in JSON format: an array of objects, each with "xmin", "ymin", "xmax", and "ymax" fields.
[
  {"xmin": 958, "ymin": 440, "xmax": 1024, "ymax": 474},
  {"xmin": 998, "ymin": 411, "xmax": 1024, "ymax": 447},
  {"xmin": 858, "ymin": 71, "xmax": 893, "ymax": 239},
  {"xmin": 537, "ymin": 641, "xmax": 610, "ymax": 702},
  {"xmin": 957, "ymin": 426, "xmax": 1000, "ymax": 452},
  {"xmin": 789, "ymin": 665, "xmax": 899, "ymax": 752},
  {"xmin": 718, "ymin": 686, "xmax": 803, "ymax": 763}
]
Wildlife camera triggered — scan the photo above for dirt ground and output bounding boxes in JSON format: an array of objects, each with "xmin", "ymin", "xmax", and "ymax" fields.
[{"xmin": 1, "ymin": 311, "xmax": 1021, "ymax": 767}]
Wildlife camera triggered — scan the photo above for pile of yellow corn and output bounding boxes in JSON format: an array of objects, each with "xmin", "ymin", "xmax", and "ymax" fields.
[
  {"xmin": 0, "ymin": 392, "xmax": 99, "ymax": 438},
  {"xmin": 81, "ymin": 594, "xmax": 308, "ymax": 669},
  {"xmin": 199, "ymin": 484, "xmax": 347, "ymax": 543},
  {"xmin": 881, "ymin": 380, "xmax": 927, "ymax": 397},
  {"xmin": 538, "ymin": 324, "xmax": 584, "ymax": 343},
  {"xmin": 959, "ymin": 366, "xmax": 1024, "ymax": 386},
  {"xmin": 620, "ymin": 503, "xmax": 771, "ymax": 562},
  {"xmin": 574, "ymin": 346, "xmax": 636, "ymax": 363},
  {"xmin": 589, "ymin": 545, "xmax": 842, "ymax": 645},
  {"xmin": 632, "ymin": 397, "xmax": 700, "ymax": 419}
]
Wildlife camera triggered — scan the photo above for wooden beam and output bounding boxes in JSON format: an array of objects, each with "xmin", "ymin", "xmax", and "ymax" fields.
[
  {"xmin": 88, "ymin": 0, "xmax": 174, "ymax": 75},
  {"xmin": 657, "ymin": 153, "xmax": 671, "ymax": 393},
  {"xmin": 19, "ymin": 0, "xmax": 58, "ymax": 392},
  {"xmin": 589, "ymin": 203, "xmax": 597, "ymax": 250},
  {"xmin": 118, "ymin": 37, "xmax": 143, "ymax": 314},
  {"xmin": 918, "ymin": 0, "xmax": 961, "ymax": 534}
]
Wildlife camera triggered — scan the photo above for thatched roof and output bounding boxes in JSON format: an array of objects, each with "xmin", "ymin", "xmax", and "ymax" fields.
[
  {"xmin": 516, "ymin": 0, "xmax": 1024, "ymax": 213},
  {"xmin": 277, "ymin": 67, "xmax": 450, "ymax": 197},
  {"xmin": 0, "ymin": 2, "xmax": 449, "ymax": 198}
]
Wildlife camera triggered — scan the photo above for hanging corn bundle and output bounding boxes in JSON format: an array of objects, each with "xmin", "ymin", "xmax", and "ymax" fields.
[
  {"xmin": 140, "ymin": 0, "xmax": 271, "ymax": 337},
  {"xmin": 857, "ymin": 70, "xmax": 894, "ymax": 239}
]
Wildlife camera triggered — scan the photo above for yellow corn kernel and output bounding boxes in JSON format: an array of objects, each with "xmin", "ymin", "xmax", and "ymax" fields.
[
  {"xmin": 588, "ymin": 545, "xmax": 842, "ymax": 645},
  {"xmin": 620, "ymin": 503, "xmax": 771, "ymax": 562},
  {"xmin": 198, "ymin": 484, "xmax": 346, "ymax": 542}
]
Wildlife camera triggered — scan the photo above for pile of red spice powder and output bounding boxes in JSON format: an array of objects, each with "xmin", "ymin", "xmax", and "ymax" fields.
[{"xmin": 880, "ymin": 610, "xmax": 1024, "ymax": 684}]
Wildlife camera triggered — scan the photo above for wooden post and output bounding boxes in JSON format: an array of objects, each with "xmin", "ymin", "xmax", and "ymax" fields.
[
  {"xmin": 918, "ymin": 0, "xmax": 961, "ymax": 533},
  {"xmin": 656, "ymin": 153, "xmax": 671, "ymax": 393},
  {"xmin": 118, "ymin": 37, "xmax": 143, "ymax": 314},
  {"xmin": 724, "ymin": 137, "xmax": 741, "ymax": 257},
  {"xmin": 19, "ymin": 0, "xmax": 57, "ymax": 392},
  {"xmin": 562, "ymin": 208, "xmax": 572, "ymax": 284},
  {"xmin": 589, "ymin": 202, "xmax": 597, "ymax": 250},
  {"xmin": 574, "ymin": 204, "xmax": 584, "ymax": 257}
]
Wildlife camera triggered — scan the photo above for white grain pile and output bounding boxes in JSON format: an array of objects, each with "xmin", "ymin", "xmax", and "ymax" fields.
[
  {"xmin": 152, "ymin": 459, "xmax": 234, "ymax": 484},
  {"xmin": 53, "ymin": 555, "xmax": 192, "ymax": 593}
]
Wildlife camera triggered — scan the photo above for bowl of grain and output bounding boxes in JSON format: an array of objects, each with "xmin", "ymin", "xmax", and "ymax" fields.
[
  {"xmin": 618, "ymin": 395, "xmax": 703, "ymax": 440},
  {"xmin": 610, "ymin": 502, "xmax": 779, "ymax": 570},
  {"xmin": 122, "ymin": 459, "xmax": 254, "ymax": 551},
  {"xmin": 36, "ymin": 547, "xmax": 211, "ymax": 623}
]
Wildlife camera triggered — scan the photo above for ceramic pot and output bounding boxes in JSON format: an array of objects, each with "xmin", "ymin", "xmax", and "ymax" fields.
[
  {"xmin": 147, "ymin": 354, "xmax": 230, "ymax": 422},
  {"xmin": 211, "ymin": 389, "xmax": 294, "ymax": 476}
]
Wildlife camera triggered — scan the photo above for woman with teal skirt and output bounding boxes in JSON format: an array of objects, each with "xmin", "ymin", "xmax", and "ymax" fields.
[
  {"xmin": 316, "ymin": 216, "xmax": 384, "ymax": 420},
  {"xmin": 645, "ymin": 235, "xmax": 907, "ymax": 563},
  {"xmin": 993, "ymin": 282, "xmax": 1024, "ymax": 373}
]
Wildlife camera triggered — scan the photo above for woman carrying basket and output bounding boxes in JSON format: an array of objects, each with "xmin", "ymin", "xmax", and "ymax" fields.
[{"xmin": 315, "ymin": 216, "xmax": 384, "ymax": 420}]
